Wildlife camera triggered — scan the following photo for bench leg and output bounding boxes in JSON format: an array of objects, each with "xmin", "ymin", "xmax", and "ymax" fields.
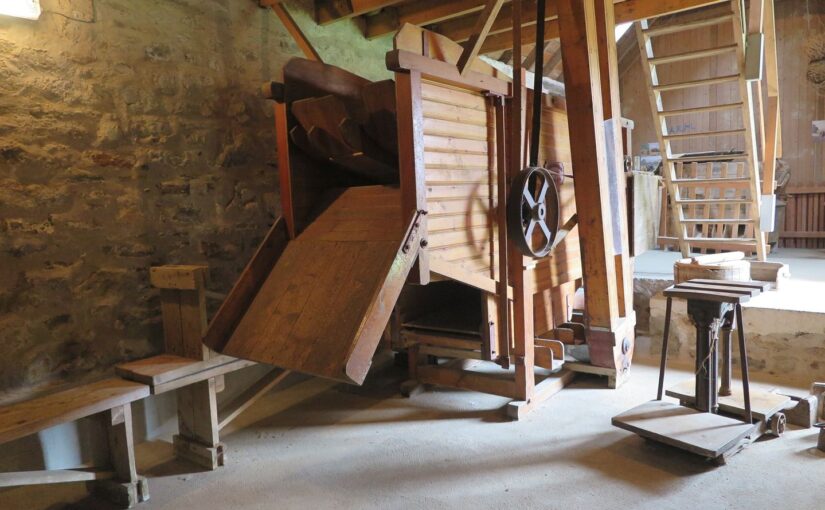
[
  {"xmin": 90, "ymin": 404, "xmax": 149, "ymax": 508},
  {"xmin": 174, "ymin": 377, "xmax": 224, "ymax": 470}
]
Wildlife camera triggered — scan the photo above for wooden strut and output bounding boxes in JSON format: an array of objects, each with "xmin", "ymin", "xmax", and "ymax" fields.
[
  {"xmin": 263, "ymin": 1, "xmax": 323, "ymax": 62},
  {"xmin": 457, "ymin": 0, "xmax": 507, "ymax": 75}
]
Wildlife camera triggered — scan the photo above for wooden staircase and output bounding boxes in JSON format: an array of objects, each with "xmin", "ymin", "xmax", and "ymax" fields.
[{"xmin": 636, "ymin": 0, "xmax": 767, "ymax": 260}]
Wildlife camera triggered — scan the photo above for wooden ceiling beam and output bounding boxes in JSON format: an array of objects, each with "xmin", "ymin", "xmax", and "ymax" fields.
[
  {"xmin": 314, "ymin": 0, "xmax": 406, "ymax": 25},
  {"xmin": 457, "ymin": 0, "xmax": 507, "ymax": 74},
  {"xmin": 481, "ymin": 18, "xmax": 560, "ymax": 53},
  {"xmin": 477, "ymin": 0, "xmax": 725, "ymax": 53},
  {"xmin": 365, "ymin": 0, "xmax": 496, "ymax": 39},
  {"xmin": 433, "ymin": 1, "xmax": 553, "ymax": 44}
]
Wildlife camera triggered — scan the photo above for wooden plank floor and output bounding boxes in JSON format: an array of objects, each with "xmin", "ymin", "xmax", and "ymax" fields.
[{"xmin": 217, "ymin": 186, "xmax": 414, "ymax": 385}]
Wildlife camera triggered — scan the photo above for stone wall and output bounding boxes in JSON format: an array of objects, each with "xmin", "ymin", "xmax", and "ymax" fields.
[{"xmin": 0, "ymin": 0, "xmax": 392, "ymax": 393}]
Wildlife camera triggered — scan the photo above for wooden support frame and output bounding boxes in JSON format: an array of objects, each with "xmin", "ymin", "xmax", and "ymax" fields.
[
  {"xmin": 91, "ymin": 404, "xmax": 150, "ymax": 508},
  {"xmin": 557, "ymin": 0, "xmax": 620, "ymax": 328},
  {"xmin": 392, "ymin": 23, "xmax": 580, "ymax": 418},
  {"xmin": 263, "ymin": 0, "xmax": 323, "ymax": 62},
  {"xmin": 0, "ymin": 380, "xmax": 150, "ymax": 508},
  {"xmin": 557, "ymin": 0, "xmax": 639, "ymax": 377},
  {"xmin": 457, "ymin": 0, "xmax": 506, "ymax": 75},
  {"xmin": 760, "ymin": 0, "xmax": 780, "ymax": 195},
  {"xmin": 151, "ymin": 265, "xmax": 225, "ymax": 470},
  {"xmin": 394, "ymin": 69, "xmax": 430, "ymax": 284},
  {"xmin": 149, "ymin": 263, "xmax": 294, "ymax": 467}
]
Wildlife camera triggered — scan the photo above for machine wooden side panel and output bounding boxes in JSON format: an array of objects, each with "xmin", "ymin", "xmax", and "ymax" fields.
[
  {"xmin": 215, "ymin": 186, "xmax": 416, "ymax": 385},
  {"xmin": 421, "ymin": 79, "xmax": 499, "ymax": 282}
]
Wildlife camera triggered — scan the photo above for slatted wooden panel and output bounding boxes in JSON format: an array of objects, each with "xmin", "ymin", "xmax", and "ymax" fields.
[
  {"xmin": 422, "ymin": 79, "xmax": 498, "ymax": 279},
  {"xmin": 781, "ymin": 187, "xmax": 825, "ymax": 248}
]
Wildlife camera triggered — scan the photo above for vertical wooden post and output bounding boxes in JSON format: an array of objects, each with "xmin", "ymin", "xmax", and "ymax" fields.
[
  {"xmin": 274, "ymin": 101, "xmax": 296, "ymax": 239},
  {"xmin": 595, "ymin": 0, "xmax": 633, "ymax": 320},
  {"xmin": 557, "ymin": 0, "xmax": 619, "ymax": 329},
  {"xmin": 507, "ymin": 0, "xmax": 536, "ymax": 405},
  {"xmin": 558, "ymin": 0, "xmax": 636, "ymax": 375},
  {"xmin": 91, "ymin": 404, "xmax": 149, "ymax": 508},
  {"xmin": 150, "ymin": 265, "xmax": 224, "ymax": 470},
  {"xmin": 761, "ymin": 0, "xmax": 780, "ymax": 195},
  {"xmin": 150, "ymin": 265, "xmax": 211, "ymax": 361},
  {"xmin": 395, "ymin": 70, "xmax": 429, "ymax": 284},
  {"xmin": 174, "ymin": 378, "xmax": 224, "ymax": 470}
]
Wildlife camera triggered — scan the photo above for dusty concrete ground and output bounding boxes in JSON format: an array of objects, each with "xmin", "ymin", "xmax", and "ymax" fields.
[{"xmin": 1, "ymin": 362, "xmax": 822, "ymax": 510}]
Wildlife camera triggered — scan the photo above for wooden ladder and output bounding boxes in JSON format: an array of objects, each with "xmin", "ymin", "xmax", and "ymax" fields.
[{"xmin": 635, "ymin": 0, "xmax": 767, "ymax": 260}]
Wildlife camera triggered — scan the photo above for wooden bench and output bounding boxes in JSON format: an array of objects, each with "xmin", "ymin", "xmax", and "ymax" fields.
[
  {"xmin": 116, "ymin": 353, "xmax": 260, "ymax": 468},
  {"xmin": 116, "ymin": 265, "xmax": 288, "ymax": 470},
  {"xmin": 0, "ymin": 378, "xmax": 150, "ymax": 508}
]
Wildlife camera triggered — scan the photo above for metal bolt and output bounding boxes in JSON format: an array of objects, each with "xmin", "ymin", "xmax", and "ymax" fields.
[{"xmin": 420, "ymin": 239, "xmax": 428, "ymax": 248}]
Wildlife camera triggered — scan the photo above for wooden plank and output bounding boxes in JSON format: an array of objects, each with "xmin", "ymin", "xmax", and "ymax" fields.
[
  {"xmin": 315, "ymin": 0, "xmax": 405, "ymax": 25},
  {"xmin": 430, "ymin": 257, "xmax": 513, "ymax": 299},
  {"xmin": 215, "ymin": 186, "xmax": 420, "ymax": 385},
  {"xmin": 0, "ymin": 469, "xmax": 115, "ymax": 488},
  {"xmin": 106, "ymin": 404, "xmax": 137, "ymax": 483},
  {"xmin": 176, "ymin": 379, "xmax": 219, "ymax": 450},
  {"xmin": 149, "ymin": 265, "xmax": 207, "ymax": 290},
  {"xmin": 0, "ymin": 379, "xmax": 149, "ymax": 445},
  {"xmin": 481, "ymin": 0, "xmax": 728, "ymax": 53},
  {"xmin": 457, "ymin": 0, "xmax": 506, "ymax": 75},
  {"xmin": 612, "ymin": 400, "xmax": 757, "ymax": 458},
  {"xmin": 218, "ymin": 369, "xmax": 290, "ymax": 430},
  {"xmin": 116, "ymin": 354, "xmax": 248, "ymax": 387},
  {"xmin": 666, "ymin": 379, "xmax": 790, "ymax": 422},
  {"xmin": 152, "ymin": 359, "xmax": 257, "ymax": 395},
  {"xmin": 662, "ymin": 287, "xmax": 750, "ymax": 303},
  {"xmin": 269, "ymin": 1, "xmax": 322, "ymax": 62},
  {"xmin": 274, "ymin": 103, "xmax": 296, "ymax": 238},
  {"xmin": 387, "ymin": 50, "xmax": 511, "ymax": 96},
  {"xmin": 558, "ymin": 0, "xmax": 620, "ymax": 328},
  {"xmin": 417, "ymin": 365, "xmax": 518, "ymax": 399},
  {"xmin": 204, "ymin": 218, "xmax": 290, "ymax": 352},
  {"xmin": 396, "ymin": 70, "xmax": 430, "ymax": 284}
]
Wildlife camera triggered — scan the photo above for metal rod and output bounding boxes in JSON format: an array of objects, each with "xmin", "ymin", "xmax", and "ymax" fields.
[
  {"xmin": 719, "ymin": 313, "xmax": 733, "ymax": 396},
  {"xmin": 735, "ymin": 303, "xmax": 753, "ymax": 423},
  {"xmin": 529, "ymin": 0, "xmax": 546, "ymax": 167},
  {"xmin": 656, "ymin": 297, "xmax": 673, "ymax": 400},
  {"xmin": 494, "ymin": 96, "xmax": 510, "ymax": 366}
]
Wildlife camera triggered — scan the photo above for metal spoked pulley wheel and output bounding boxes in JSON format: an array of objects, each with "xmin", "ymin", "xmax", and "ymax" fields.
[{"xmin": 507, "ymin": 166, "xmax": 561, "ymax": 258}]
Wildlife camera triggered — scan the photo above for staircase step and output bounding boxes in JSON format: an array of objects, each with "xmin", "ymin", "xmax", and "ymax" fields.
[
  {"xmin": 664, "ymin": 128, "xmax": 746, "ymax": 141},
  {"xmin": 649, "ymin": 45, "xmax": 738, "ymax": 65},
  {"xmin": 675, "ymin": 198, "xmax": 751, "ymax": 205},
  {"xmin": 659, "ymin": 102, "xmax": 743, "ymax": 117},
  {"xmin": 672, "ymin": 177, "xmax": 750, "ymax": 184},
  {"xmin": 681, "ymin": 218, "xmax": 755, "ymax": 224},
  {"xmin": 669, "ymin": 153, "xmax": 748, "ymax": 162},
  {"xmin": 642, "ymin": 14, "xmax": 735, "ymax": 38},
  {"xmin": 654, "ymin": 74, "xmax": 740, "ymax": 92}
]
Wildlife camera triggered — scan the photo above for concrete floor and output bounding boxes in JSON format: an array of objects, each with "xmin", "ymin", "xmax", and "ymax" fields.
[{"xmin": 2, "ymin": 363, "xmax": 823, "ymax": 510}]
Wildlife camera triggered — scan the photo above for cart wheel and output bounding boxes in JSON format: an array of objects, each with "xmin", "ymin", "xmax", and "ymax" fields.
[{"xmin": 770, "ymin": 412, "xmax": 787, "ymax": 436}]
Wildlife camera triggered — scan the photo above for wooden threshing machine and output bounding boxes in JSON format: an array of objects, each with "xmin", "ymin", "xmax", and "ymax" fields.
[{"xmin": 204, "ymin": 25, "xmax": 636, "ymax": 418}]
